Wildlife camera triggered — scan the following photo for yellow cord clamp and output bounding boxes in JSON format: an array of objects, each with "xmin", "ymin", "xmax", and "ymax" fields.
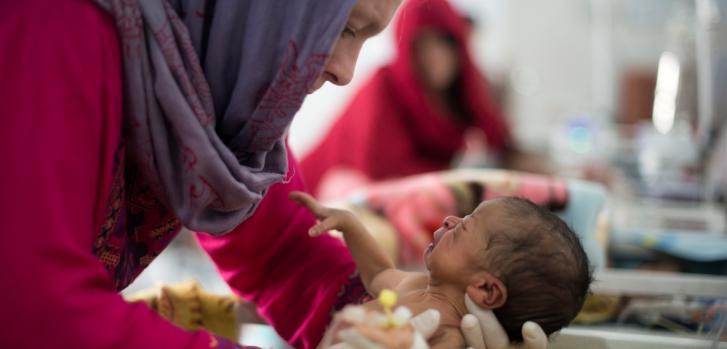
[{"xmin": 378, "ymin": 289, "xmax": 398, "ymax": 328}]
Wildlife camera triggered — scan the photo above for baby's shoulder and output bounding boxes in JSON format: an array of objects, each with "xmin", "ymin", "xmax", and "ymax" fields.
[{"xmin": 393, "ymin": 272, "xmax": 428, "ymax": 292}]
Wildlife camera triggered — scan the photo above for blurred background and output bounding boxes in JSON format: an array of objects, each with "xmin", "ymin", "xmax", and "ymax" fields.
[
  {"xmin": 127, "ymin": 0, "xmax": 727, "ymax": 347},
  {"xmin": 292, "ymin": 0, "xmax": 727, "ymax": 200}
]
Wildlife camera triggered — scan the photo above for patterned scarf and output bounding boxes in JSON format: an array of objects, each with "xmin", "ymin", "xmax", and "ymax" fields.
[{"xmin": 92, "ymin": 0, "xmax": 356, "ymax": 234}]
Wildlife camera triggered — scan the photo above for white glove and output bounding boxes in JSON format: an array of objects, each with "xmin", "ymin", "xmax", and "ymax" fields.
[
  {"xmin": 461, "ymin": 295, "xmax": 548, "ymax": 349},
  {"xmin": 322, "ymin": 306, "xmax": 440, "ymax": 349}
]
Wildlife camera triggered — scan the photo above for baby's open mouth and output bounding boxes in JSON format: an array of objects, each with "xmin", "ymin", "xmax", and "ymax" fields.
[
  {"xmin": 431, "ymin": 229, "xmax": 445, "ymax": 248},
  {"xmin": 426, "ymin": 228, "xmax": 447, "ymax": 254}
]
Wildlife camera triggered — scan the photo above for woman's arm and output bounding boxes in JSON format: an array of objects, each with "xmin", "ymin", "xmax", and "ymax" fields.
[
  {"xmin": 0, "ymin": 2, "xmax": 243, "ymax": 348},
  {"xmin": 197, "ymin": 149, "xmax": 361, "ymax": 349}
]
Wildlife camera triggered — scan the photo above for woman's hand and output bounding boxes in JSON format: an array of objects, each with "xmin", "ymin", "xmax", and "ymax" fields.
[
  {"xmin": 461, "ymin": 295, "xmax": 548, "ymax": 349},
  {"xmin": 290, "ymin": 191, "xmax": 360, "ymax": 236}
]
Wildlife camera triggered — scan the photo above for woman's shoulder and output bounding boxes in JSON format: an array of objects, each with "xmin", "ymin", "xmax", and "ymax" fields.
[
  {"xmin": 3, "ymin": 0, "xmax": 106, "ymax": 21},
  {"xmin": 1, "ymin": 0, "xmax": 118, "ymax": 46}
]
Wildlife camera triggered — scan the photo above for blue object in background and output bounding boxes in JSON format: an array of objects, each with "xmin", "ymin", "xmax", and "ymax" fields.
[{"xmin": 559, "ymin": 179, "xmax": 608, "ymax": 270}]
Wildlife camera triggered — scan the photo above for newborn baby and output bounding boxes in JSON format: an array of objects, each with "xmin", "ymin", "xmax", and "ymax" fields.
[{"xmin": 290, "ymin": 192, "xmax": 591, "ymax": 348}]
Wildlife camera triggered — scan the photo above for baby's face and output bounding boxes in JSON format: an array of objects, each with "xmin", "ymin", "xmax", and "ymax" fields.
[{"xmin": 424, "ymin": 199, "xmax": 509, "ymax": 284}]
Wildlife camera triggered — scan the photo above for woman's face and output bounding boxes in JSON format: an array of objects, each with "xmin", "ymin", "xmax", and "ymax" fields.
[
  {"xmin": 310, "ymin": 0, "xmax": 401, "ymax": 93},
  {"xmin": 413, "ymin": 30, "xmax": 460, "ymax": 92}
]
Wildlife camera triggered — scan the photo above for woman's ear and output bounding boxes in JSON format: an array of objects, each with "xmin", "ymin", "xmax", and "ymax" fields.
[{"xmin": 465, "ymin": 273, "xmax": 507, "ymax": 309}]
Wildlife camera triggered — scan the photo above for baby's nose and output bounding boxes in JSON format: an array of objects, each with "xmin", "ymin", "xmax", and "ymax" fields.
[{"xmin": 442, "ymin": 216, "xmax": 461, "ymax": 229}]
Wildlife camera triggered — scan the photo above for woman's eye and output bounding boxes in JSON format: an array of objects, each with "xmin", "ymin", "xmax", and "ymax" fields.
[{"xmin": 342, "ymin": 27, "xmax": 357, "ymax": 39}]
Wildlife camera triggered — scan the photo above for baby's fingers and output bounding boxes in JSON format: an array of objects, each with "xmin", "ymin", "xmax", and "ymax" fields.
[
  {"xmin": 309, "ymin": 218, "xmax": 338, "ymax": 237},
  {"xmin": 289, "ymin": 191, "xmax": 329, "ymax": 217}
]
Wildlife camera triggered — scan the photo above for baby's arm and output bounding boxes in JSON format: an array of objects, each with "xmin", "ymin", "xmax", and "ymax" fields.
[{"xmin": 290, "ymin": 192, "xmax": 404, "ymax": 295}]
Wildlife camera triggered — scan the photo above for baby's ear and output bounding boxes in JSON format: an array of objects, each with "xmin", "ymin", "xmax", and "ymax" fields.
[{"xmin": 465, "ymin": 273, "xmax": 507, "ymax": 310}]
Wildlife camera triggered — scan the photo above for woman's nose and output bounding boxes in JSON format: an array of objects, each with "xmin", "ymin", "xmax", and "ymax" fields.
[
  {"xmin": 325, "ymin": 58, "xmax": 354, "ymax": 86},
  {"xmin": 323, "ymin": 39, "xmax": 361, "ymax": 87}
]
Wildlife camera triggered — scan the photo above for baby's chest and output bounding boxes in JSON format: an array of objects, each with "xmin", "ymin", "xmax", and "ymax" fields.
[
  {"xmin": 395, "ymin": 295, "xmax": 465, "ymax": 348},
  {"xmin": 361, "ymin": 292, "xmax": 465, "ymax": 348},
  {"xmin": 396, "ymin": 296, "xmax": 440, "ymax": 318},
  {"xmin": 395, "ymin": 293, "xmax": 462, "ymax": 328},
  {"xmin": 359, "ymin": 294, "xmax": 442, "ymax": 320}
]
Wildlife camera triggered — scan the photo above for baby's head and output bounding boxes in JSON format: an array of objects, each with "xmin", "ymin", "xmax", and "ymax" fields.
[{"xmin": 424, "ymin": 197, "xmax": 592, "ymax": 341}]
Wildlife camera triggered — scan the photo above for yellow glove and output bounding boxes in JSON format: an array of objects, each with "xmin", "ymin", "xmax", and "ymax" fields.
[{"xmin": 125, "ymin": 280, "xmax": 242, "ymax": 342}]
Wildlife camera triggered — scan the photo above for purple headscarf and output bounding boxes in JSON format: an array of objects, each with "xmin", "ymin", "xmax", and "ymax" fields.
[{"xmin": 93, "ymin": 0, "xmax": 356, "ymax": 235}]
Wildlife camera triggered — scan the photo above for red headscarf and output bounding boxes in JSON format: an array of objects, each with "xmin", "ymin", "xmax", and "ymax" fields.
[{"xmin": 302, "ymin": 0, "xmax": 511, "ymax": 194}]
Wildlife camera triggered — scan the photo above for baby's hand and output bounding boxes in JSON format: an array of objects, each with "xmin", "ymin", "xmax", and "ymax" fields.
[{"xmin": 290, "ymin": 191, "xmax": 359, "ymax": 237}]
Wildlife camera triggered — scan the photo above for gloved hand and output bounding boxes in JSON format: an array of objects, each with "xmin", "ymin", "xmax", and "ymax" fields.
[
  {"xmin": 461, "ymin": 295, "xmax": 548, "ymax": 349},
  {"xmin": 319, "ymin": 296, "xmax": 549, "ymax": 349},
  {"xmin": 321, "ymin": 306, "xmax": 441, "ymax": 349}
]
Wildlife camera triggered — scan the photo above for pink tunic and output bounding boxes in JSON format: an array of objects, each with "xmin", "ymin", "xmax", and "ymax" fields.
[{"xmin": 0, "ymin": 1, "xmax": 362, "ymax": 348}]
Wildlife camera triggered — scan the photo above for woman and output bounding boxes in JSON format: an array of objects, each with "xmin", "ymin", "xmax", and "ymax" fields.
[
  {"xmin": 301, "ymin": 0, "xmax": 531, "ymax": 196},
  {"xmin": 0, "ymin": 0, "xmax": 544, "ymax": 348}
]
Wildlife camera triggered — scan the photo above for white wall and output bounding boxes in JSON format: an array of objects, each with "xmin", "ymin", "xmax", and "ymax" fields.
[{"xmin": 500, "ymin": 0, "xmax": 595, "ymax": 150}]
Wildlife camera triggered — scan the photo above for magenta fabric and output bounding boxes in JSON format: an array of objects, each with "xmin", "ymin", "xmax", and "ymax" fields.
[
  {"xmin": 0, "ymin": 1, "xmax": 235, "ymax": 347},
  {"xmin": 0, "ymin": 1, "xmax": 357, "ymax": 348}
]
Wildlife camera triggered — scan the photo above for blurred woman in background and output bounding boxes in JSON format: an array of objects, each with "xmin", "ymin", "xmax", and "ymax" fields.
[{"xmin": 302, "ymin": 0, "xmax": 544, "ymax": 198}]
